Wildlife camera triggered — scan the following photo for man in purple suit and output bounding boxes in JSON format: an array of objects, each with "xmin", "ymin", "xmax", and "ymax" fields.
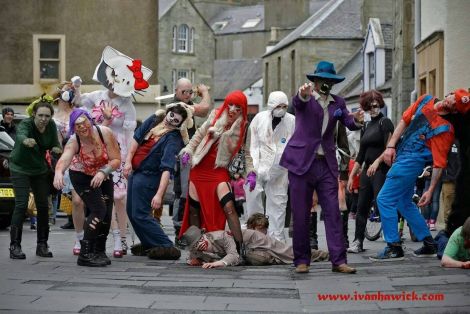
[{"xmin": 280, "ymin": 61, "xmax": 363, "ymax": 274}]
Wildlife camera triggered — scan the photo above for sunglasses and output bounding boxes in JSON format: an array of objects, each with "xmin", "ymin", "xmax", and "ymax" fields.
[{"xmin": 182, "ymin": 89, "xmax": 194, "ymax": 96}]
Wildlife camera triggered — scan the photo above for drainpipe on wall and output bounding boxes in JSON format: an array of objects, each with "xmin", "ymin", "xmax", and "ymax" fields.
[{"xmin": 410, "ymin": 0, "xmax": 420, "ymax": 103}]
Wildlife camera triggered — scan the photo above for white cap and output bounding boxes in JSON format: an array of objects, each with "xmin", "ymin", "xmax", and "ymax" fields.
[{"xmin": 267, "ymin": 91, "xmax": 288, "ymax": 110}]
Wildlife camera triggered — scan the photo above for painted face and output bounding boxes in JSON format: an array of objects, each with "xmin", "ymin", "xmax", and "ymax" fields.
[
  {"xmin": 74, "ymin": 115, "xmax": 92, "ymax": 137},
  {"xmin": 194, "ymin": 234, "xmax": 211, "ymax": 252},
  {"xmin": 165, "ymin": 111, "xmax": 183, "ymax": 127},
  {"xmin": 2, "ymin": 111, "xmax": 14, "ymax": 124},
  {"xmin": 435, "ymin": 93, "xmax": 457, "ymax": 115},
  {"xmin": 175, "ymin": 83, "xmax": 194, "ymax": 103},
  {"xmin": 368, "ymin": 101, "xmax": 381, "ymax": 117},
  {"xmin": 272, "ymin": 104, "xmax": 288, "ymax": 118},
  {"xmin": 227, "ymin": 104, "xmax": 242, "ymax": 123},
  {"xmin": 316, "ymin": 79, "xmax": 334, "ymax": 95},
  {"xmin": 33, "ymin": 107, "xmax": 52, "ymax": 130}
]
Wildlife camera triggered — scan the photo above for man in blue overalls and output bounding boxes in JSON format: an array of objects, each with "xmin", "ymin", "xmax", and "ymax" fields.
[{"xmin": 371, "ymin": 93, "xmax": 455, "ymax": 261}]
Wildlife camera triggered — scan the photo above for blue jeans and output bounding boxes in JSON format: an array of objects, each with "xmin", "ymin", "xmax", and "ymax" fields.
[
  {"xmin": 127, "ymin": 172, "xmax": 174, "ymax": 248},
  {"xmin": 422, "ymin": 179, "xmax": 442, "ymax": 221},
  {"xmin": 377, "ymin": 157, "xmax": 431, "ymax": 244}
]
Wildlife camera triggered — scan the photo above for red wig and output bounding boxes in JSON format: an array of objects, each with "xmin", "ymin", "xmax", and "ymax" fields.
[{"xmin": 211, "ymin": 90, "xmax": 248, "ymax": 157}]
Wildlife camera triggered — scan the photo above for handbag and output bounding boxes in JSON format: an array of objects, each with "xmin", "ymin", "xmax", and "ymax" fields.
[{"xmin": 228, "ymin": 125, "xmax": 248, "ymax": 175}]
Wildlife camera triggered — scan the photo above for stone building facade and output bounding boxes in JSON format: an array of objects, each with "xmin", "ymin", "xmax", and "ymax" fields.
[{"xmin": 0, "ymin": 0, "xmax": 159, "ymax": 119}]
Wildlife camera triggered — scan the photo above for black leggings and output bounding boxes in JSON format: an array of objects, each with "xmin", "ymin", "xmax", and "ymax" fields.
[
  {"xmin": 69, "ymin": 170, "xmax": 113, "ymax": 239},
  {"xmin": 354, "ymin": 166, "xmax": 387, "ymax": 242}
]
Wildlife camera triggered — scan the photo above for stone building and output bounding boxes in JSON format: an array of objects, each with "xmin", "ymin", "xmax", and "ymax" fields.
[
  {"xmin": 158, "ymin": 0, "xmax": 215, "ymax": 95},
  {"xmin": 0, "ymin": 0, "xmax": 159, "ymax": 119}
]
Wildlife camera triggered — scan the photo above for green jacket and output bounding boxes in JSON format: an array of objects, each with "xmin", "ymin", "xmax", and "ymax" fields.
[{"xmin": 10, "ymin": 117, "xmax": 60, "ymax": 175}]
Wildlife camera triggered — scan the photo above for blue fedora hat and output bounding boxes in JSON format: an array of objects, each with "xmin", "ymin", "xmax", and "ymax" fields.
[{"xmin": 306, "ymin": 61, "xmax": 345, "ymax": 83}]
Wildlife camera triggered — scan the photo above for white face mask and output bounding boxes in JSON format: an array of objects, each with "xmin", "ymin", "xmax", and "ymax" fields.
[
  {"xmin": 272, "ymin": 107, "xmax": 287, "ymax": 118},
  {"xmin": 165, "ymin": 111, "xmax": 183, "ymax": 127}
]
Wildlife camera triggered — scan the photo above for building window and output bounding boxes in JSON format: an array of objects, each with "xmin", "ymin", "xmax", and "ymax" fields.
[
  {"xmin": 172, "ymin": 26, "xmax": 177, "ymax": 52},
  {"xmin": 177, "ymin": 24, "xmax": 189, "ymax": 53},
  {"xmin": 212, "ymin": 21, "xmax": 228, "ymax": 31},
  {"xmin": 242, "ymin": 18, "xmax": 261, "ymax": 29},
  {"xmin": 189, "ymin": 27, "xmax": 195, "ymax": 53},
  {"xmin": 367, "ymin": 52, "xmax": 375, "ymax": 89},
  {"xmin": 33, "ymin": 34, "xmax": 65, "ymax": 83}
]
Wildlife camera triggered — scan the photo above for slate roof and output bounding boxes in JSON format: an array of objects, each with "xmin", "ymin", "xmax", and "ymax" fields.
[
  {"xmin": 213, "ymin": 59, "xmax": 263, "ymax": 100},
  {"xmin": 209, "ymin": 5, "xmax": 264, "ymax": 34},
  {"xmin": 159, "ymin": 0, "xmax": 178, "ymax": 19},
  {"xmin": 367, "ymin": 18, "xmax": 393, "ymax": 49},
  {"xmin": 264, "ymin": 0, "xmax": 363, "ymax": 57},
  {"xmin": 332, "ymin": 47, "xmax": 362, "ymax": 97}
]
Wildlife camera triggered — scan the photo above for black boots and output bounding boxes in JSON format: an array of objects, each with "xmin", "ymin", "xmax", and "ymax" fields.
[
  {"xmin": 60, "ymin": 215, "xmax": 74, "ymax": 229},
  {"xmin": 94, "ymin": 222, "xmax": 111, "ymax": 265},
  {"xmin": 77, "ymin": 240, "xmax": 107, "ymax": 267},
  {"xmin": 188, "ymin": 197, "xmax": 201, "ymax": 227},
  {"xmin": 36, "ymin": 225, "xmax": 53, "ymax": 257},
  {"xmin": 309, "ymin": 212, "xmax": 318, "ymax": 250},
  {"xmin": 9, "ymin": 225, "xmax": 26, "ymax": 259}
]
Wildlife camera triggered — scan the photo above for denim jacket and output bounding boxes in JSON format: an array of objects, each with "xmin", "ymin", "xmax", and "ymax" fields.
[{"xmin": 133, "ymin": 114, "xmax": 184, "ymax": 176}]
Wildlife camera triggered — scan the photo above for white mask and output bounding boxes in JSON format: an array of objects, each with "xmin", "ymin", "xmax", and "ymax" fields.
[
  {"xmin": 165, "ymin": 111, "xmax": 183, "ymax": 127},
  {"xmin": 272, "ymin": 107, "xmax": 287, "ymax": 118}
]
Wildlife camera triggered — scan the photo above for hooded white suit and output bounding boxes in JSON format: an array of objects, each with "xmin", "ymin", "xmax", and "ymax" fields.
[{"xmin": 245, "ymin": 91, "xmax": 295, "ymax": 241}]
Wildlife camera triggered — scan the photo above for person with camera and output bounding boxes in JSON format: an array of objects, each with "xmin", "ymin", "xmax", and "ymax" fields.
[{"xmin": 280, "ymin": 61, "xmax": 364, "ymax": 274}]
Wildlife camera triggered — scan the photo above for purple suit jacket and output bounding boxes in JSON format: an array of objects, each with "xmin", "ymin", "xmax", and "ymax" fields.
[{"xmin": 280, "ymin": 93, "xmax": 360, "ymax": 176}]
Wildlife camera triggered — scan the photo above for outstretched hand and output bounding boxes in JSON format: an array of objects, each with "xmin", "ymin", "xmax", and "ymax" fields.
[{"xmin": 245, "ymin": 171, "xmax": 257, "ymax": 192}]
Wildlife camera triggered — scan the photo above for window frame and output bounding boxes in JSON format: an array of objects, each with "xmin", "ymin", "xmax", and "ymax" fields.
[
  {"xmin": 177, "ymin": 24, "xmax": 189, "ymax": 53},
  {"xmin": 33, "ymin": 34, "xmax": 65, "ymax": 83}
]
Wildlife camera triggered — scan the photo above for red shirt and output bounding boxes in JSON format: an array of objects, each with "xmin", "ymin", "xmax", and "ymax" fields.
[
  {"xmin": 402, "ymin": 95, "xmax": 454, "ymax": 168},
  {"xmin": 132, "ymin": 138, "xmax": 157, "ymax": 170}
]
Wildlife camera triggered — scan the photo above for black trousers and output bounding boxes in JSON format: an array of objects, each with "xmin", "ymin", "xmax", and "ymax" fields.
[
  {"xmin": 69, "ymin": 170, "xmax": 113, "ymax": 239},
  {"xmin": 354, "ymin": 166, "xmax": 387, "ymax": 242}
]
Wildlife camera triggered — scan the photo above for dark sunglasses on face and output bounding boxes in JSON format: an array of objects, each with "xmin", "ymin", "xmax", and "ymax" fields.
[{"xmin": 182, "ymin": 89, "xmax": 194, "ymax": 95}]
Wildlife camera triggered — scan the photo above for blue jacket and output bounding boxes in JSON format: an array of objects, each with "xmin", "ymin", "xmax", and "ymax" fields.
[{"xmin": 133, "ymin": 114, "xmax": 184, "ymax": 176}]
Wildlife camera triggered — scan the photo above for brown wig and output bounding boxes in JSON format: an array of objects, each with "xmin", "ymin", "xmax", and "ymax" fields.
[{"xmin": 359, "ymin": 90, "xmax": 385, "ymax": 111}]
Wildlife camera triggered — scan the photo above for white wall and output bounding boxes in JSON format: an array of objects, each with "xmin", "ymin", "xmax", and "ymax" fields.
[{"xmin": 421, "ymin": 0, "xmax": 470, "ymax": 93}]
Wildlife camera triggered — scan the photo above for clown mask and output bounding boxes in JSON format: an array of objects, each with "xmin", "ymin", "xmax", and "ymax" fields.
[{"xmin": 165, "ymin": 111, "xmax": 183, "ymax": 127}]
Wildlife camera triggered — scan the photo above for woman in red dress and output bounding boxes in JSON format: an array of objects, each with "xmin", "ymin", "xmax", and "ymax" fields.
[{"xmin": 179, "ymin": 90, "xmax": 252, "ymax": 255}]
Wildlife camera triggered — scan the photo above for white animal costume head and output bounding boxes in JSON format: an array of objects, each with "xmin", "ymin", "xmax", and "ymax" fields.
[{"xmin": 93, "ymin": 46, "xmax": 152, "ymax": 97}]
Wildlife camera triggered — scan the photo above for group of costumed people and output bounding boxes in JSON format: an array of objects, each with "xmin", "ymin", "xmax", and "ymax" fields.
[{"xmin": 6, "ymin": 48, "xmax": 470, "ymax": 273}]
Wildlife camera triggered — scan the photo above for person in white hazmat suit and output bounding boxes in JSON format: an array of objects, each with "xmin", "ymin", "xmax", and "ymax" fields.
[{"xmin": 245, "ymin": 91, "xmax": 295, "ymax": 242}]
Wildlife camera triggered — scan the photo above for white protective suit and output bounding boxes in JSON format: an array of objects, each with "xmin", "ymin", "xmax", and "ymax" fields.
[{"xmin": 245, "ymin": 91, "xmax": 295, "ymax": 241}]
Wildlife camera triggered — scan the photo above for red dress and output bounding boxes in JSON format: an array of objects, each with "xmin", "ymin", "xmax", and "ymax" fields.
[{"xmin": 179, "ymin": 142, "xmax": 230, "ymax": 237}]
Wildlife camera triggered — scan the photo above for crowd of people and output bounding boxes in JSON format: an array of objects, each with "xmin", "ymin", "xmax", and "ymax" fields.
[{"xmin": 3, "ymin": 50, "xmax": 469, "ymax": 273}]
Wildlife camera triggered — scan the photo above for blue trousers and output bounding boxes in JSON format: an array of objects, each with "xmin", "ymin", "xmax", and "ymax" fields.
[
  {"xmin": 377, "ymin": 156, "xmax": 431, "ymax": 243},
  {"xmin": 127, "ymin": 172, "xmax": 174, "ymax": 248},
  {"xmin": 289, "ymin": 158, "xmax": 346, "ymax": 266}
]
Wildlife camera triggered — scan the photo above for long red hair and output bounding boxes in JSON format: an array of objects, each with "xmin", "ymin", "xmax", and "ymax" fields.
[{"xmin": 211, "ymin": 90, "xmax": 248, "ymax": 157}]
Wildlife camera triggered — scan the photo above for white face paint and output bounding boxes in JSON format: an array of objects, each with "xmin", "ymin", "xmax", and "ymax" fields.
[
  {"xmin": 165, "ymin": 111, "xmax": 183, "ymax": 127},
  {"xmin": 369, "ymin": 101, "xmax": 381, "ymax": 117}
]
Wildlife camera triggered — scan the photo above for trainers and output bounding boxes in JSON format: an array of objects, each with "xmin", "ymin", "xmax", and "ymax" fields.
[
  {"xmin": 369, "ymin": 244, "xmax": 404, "ymax": 261},
  {"xmin": 413, "ymin": 244, "xmax": 437, "ymax": 257},
  {"xmin": 332, "ymin": 263, "xmax": 356, "ymax": 274},
  {"xmin": 347, "ymin": 240, "xmax": 364, "ymax": 253},
  {"xmin": 429, "ymin": 219, "xmax": 436, "ymax": 231}
]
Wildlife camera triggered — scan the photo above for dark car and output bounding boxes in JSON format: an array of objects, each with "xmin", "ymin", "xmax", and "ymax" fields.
[
  {"xmin": 0, "ymin": 126, "xmax": 15, "ymax": 229},
  {"xmin": 0, "ymin": 114, "xmax": 28, "ymax": 229}
]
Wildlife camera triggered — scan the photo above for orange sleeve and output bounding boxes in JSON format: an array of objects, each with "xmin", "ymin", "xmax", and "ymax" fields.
[
  {"xmin": 402, "ymin": 95, "xmax": 429, "ymax": 125},
  {"xmin": 428, "ymin": 129, "xmax": 455, "ymax": 168}
]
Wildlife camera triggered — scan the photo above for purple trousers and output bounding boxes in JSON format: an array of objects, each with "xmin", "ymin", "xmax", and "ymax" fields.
[{"xmin": 288, "ymin": 158, "xmax": 347, "ymax": 266}]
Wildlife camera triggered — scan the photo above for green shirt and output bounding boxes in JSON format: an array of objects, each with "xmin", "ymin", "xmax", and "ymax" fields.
[
  {"xmin": 443, "ymin": 226, "xmax": 470, "ymax": 262},
  {"xmin": 10, "ymin": 117, "xmax": 60, "ymax": 176}
]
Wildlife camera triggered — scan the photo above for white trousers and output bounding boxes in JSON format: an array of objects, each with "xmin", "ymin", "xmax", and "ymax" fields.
[{"xmin": 244, "ymin": 168, "xmax": 288, "ymax": 241}]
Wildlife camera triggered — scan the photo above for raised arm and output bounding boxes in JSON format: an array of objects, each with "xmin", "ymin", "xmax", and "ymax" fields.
[{"xmin": 193, "ymin": 84, "xmax": 211, "ymax": 117}]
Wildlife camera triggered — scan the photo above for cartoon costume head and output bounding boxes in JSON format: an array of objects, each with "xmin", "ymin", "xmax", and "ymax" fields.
[{"xmin": 93, "ymin": 46, "xmax": 152, "ymax": 97}]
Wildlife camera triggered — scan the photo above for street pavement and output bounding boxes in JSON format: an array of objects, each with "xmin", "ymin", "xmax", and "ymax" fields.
[{"xmin": 0, "ymin": 215, "xmax": 469, "ymax": 313}]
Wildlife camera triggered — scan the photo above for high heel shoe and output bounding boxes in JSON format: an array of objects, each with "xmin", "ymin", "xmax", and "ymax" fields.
[{"xmin": 73, "ymin": 240, "xmax": 81, "ymax": 255}]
